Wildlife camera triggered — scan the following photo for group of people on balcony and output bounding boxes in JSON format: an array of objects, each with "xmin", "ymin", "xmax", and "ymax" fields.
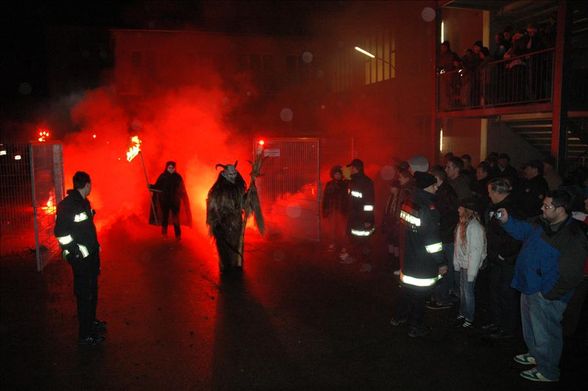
[{"xmin": 439, "ymin": 22, "xmax": 554, "ymax": 109}]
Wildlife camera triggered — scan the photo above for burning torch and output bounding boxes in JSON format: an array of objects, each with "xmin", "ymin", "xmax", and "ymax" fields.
[{"xmin": 126, "ymin": 136, "xmax": 159, "ymax": 224}]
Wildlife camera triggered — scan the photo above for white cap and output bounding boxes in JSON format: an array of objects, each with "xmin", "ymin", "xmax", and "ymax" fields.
[{"xmin": 408, "ymin": 155, "xmax": 429, "ymax": 173}]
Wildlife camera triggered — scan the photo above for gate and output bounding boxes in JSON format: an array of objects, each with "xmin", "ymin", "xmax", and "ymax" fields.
[
  {"xmin": 0, "ymin": 143, "xmax": 64, "ymax": 271},
  {"xmin": 256, "ymin": 138, "xmax": 320, "ymax": 241}
]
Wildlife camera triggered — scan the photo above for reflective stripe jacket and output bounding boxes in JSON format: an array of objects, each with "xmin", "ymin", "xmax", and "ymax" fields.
[
  {"xmin": 348, "ymin": 172, "xmax": 375, "ymax": 236},
  {"xmin": 54, "ymin": 189, "xmax": 99, "ymax": 258},
  {"xmin": 399, "ymin": 188, "xmax": 444, "ymax": 286}
]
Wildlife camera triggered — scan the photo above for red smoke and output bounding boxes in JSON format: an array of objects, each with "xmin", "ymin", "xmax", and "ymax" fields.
[{"xmin": 62, "ymin": 85, "xmax": 251, "ymax": 241}]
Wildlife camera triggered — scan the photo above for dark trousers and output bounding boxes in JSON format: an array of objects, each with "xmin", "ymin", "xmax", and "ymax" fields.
[
  {"xmin": 488, "ymin": 260, "xmax": 520, "ymax": 334},
  {"xmin": 70, "ymin": 254, "xmax": 99, "ymax": 339},
  {"xmin": 394, "ymin": 285, "xmax": 432, "ymax": 329},
  {"xmin": 161, "ymin": 203, "xmax": 181, "ymax": 238}
]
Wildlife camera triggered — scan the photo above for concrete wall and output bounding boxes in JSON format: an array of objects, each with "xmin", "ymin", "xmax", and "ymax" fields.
[
  {"xmin": 486, "ymin": 120, "xmax": 544, "ymax": 168},
  {"xmin": 441, "ymin": 8, "xmax": 484, "ymax": 56},
  {"xmin": 441, "ymin": 118, "xmax": 482, "ymax": 164}
]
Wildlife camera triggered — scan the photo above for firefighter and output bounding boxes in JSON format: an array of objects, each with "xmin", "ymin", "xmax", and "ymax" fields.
[
  {"xmin": 339, "ymin": 159, "xmax": 375, "ymax": 267},
  {"xmin": 54, "ymin": 171, "xmax": 106, "ymax": 345},
  {"xmin": 391, "ymin": 171, "xmax": 448, "ymax": 337}
]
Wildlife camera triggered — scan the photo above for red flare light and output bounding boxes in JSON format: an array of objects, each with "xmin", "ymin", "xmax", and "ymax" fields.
[
  {"xmin": 37, "ymin": 129, "xmax": 50, "ymax": 142},
  {"xmin": 126, "ymin": 135, "xmax": 142, "ymax": 162},
  {"xmin": 258, "ymin": 139, "xmax": 265, "ymax": 146}
]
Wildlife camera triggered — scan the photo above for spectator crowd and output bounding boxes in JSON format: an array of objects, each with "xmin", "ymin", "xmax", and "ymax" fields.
[{"xmin": 321, "ymin": 150, "xmax": 588, "ymax": 383}]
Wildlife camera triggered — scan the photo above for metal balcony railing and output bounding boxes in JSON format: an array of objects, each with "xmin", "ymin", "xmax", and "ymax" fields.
[{"xmin": 437, "ymin": 48, "xmax": 555, "ymax": 111}]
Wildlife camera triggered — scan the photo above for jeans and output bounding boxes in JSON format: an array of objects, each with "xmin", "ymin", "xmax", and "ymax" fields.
[
  {"xmin": 521, "ymin": 292, "xmax": 567, "ymax": 380},
  {"xmin": 432, "ymin": 242, "xmax": 455, "ymax": 304},
  {"xmin": 458, "ymin": 268, "xmax": 476, "ymax": 322}
]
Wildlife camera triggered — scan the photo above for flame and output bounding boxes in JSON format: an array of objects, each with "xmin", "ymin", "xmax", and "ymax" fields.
[
  {"xmin": 37, "ymin": 129, "xmax": 50, "ymax": 143},
  {"xmin": 41, "ymin": 193, "xmax": 56, "ymax": 215},
  {"xmin": 126, "ymin": 135, "xmax": 142, "ymax": 162}
]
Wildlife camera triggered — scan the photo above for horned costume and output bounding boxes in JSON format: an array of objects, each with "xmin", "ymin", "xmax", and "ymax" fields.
[{"xmin": 206, "ymin": 159, "xmax": 264, "ymax": 273}]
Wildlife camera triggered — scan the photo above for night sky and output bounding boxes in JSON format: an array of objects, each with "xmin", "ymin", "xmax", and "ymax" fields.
[{"xmin": 0, "ymin": 1, "xmax": 346, "ymax": 129}]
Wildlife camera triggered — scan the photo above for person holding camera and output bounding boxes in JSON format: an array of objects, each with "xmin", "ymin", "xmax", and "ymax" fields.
[
  {"xmin": 54, "ymin": 171, "xmax": 106, "ymax": 346},
  {"xmin": 482, "ymin": 177, "xmax": 523, "ymax": 340},
  {"xmin": 496, "ymin": 190, "xmax": 588, "ymax": 382}
]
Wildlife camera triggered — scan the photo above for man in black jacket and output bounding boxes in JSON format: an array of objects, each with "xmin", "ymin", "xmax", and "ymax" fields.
[
  {"xmin": 428, "ymin": 166, "xmax": 459, "ymax": 310},
  {"xmin": 391, "ymin": 172, "xmax": 447, "ymax": 337},
  {"xmin": 339, "ymin": 159, "xmax": 375, "ymax": 267},
  {"xmin": 517, "ymin": 160, "xmax": 549, "ymax": 219},
  {"xmin": 54, "ymin": 171, "xmax": 106, "ymax": 345},
  {"xmin": 483, "ymin": 177, "xmax": 522, "ymax": 339}
]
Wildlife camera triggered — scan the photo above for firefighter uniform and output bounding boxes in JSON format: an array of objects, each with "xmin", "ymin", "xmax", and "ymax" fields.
[
  {"xmin": 393, "ymin": 173, "xmax": 445, "ymax": 336},
  {"xmin": 340, "ymin": 159, "xmax": 375, "ymax": 264},
  {"xmin": 54, "ymin": 188, "xmax": 101, "ymax": 342}
]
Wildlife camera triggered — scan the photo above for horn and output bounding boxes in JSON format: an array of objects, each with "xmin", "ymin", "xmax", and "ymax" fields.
[
  {"xmin": 234, "ymin": 160, "xmax": 238, "ymax": 168},
  {"xmin": 215, "ymin": 164, "xmax": 226, "ymax": 170}
]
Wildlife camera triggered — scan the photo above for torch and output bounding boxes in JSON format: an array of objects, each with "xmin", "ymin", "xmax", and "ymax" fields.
[{"xmin": 126, "ymin": 136, "xmax": 159, "ymax": 224}]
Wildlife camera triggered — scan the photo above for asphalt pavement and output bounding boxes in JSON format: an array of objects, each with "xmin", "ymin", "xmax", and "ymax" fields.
[{"xmin": 1, "ymin": 222, "xmax": 586, "ymax": 390}]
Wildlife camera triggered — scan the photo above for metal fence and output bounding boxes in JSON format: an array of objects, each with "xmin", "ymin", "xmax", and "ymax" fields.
[
  {"xmin": 438, "ymin": 48, "xmax": 554, "ymax": 110},
  {"xmin": 255, "ymin": 138, "xmax": 320, "ymax": 242},
  {"xmin": 0, "ymin": 143, "xmax": 64, "ymax": 271}
]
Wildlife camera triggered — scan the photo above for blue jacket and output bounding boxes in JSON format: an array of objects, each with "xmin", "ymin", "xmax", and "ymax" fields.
[{"xmin": 503, "ymin": 216, "xmax": 587, "ymax": 302}]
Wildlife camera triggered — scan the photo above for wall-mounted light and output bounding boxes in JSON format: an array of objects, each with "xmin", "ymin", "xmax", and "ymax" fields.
[{"xmin": 354, "ymin": 46, "xmax": 375, "ymax": 58}]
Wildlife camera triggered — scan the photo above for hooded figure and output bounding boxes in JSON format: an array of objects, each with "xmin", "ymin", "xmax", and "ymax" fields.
[
  {"xmin": 149, "ymin": 161, "xmax": 192, "ymax": 239},
  {"xmin": 206, "ymin": 161, "xmax": 264, "ymax": 273},
  {"xmin": 321, "ymin": 165, "xmax": 349, "ymax": 251}
]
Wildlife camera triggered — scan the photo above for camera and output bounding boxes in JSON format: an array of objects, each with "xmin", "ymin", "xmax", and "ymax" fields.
[{"xmin": 494, "ymin": 210, "xmax": 503, "ymax": 220}]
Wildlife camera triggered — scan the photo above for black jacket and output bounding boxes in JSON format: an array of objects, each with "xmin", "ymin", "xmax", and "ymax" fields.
[
  {"xmin": 322, "ymin": 179, "xmax": 349, "ymax": 218},
  {"xmin": 484, "ymin": 194, "xmax": 522, "ymax": 263},
  {"xmin": 434, "ymin": 181, "xmax": 459, "ymax": 244},
  {"xmin": 400, "ymin": 188, "xmax": 444, "ymax": 284},
  {"xmin": 54, "ymin": 189, "xmax": 99, "ymax": 261},
  {"xmin": 516, "ymin": 175, "xmax": 549, "ymax": 219},
  {"xmin": 348, "ymin": 172, "xmax": 375, "ymax": 234},
  {"xmin": 152, "ymin": 171, "xmax": 185, "ymax": 207}
]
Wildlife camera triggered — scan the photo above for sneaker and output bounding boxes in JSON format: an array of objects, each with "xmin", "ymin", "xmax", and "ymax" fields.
[
  {"xmin": 462, "ymin": 320, "xmax": 473, "ymax": 329},
  {"xmin": 390, "ymin": 318, "xmax": 407, "ymax": 327},
  {"xmin": 454, "ymin": 316, "xmax": 465, "ymax": 327},
  {"xmin": 78, "ymin": 335, "xmax": 105, "ymax": 346},
  {"xmin": 520, "ymin": 368, "xmax": 558, "ymax": 382},
  {"xmin": 393, "ymin": 269, "xmax": 401, "ymax": 276},
  {"xmin": 513, "ymin": 353, "xmax": 536, "ymax": 365},
  {"xmin": 408, "ymin": 326, "xmax": 430, "ymax": 338},
  {"xmin": 93, "ymin": 319, "xmax": 107, "ymax": 333},
  {"xmin": 426, "ymin": 302, "xmax": 453, "ymax": 310}
]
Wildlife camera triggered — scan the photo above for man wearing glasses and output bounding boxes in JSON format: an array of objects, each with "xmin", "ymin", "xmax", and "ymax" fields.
[{"xmin": 496, "ymin": 190, "xmax": 588, "ymax": 382}]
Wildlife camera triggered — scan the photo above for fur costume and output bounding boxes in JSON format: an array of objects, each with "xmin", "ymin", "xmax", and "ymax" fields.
[{"xmin": 206, "ymin": 160, "xmax": 264, "ymax": 273}]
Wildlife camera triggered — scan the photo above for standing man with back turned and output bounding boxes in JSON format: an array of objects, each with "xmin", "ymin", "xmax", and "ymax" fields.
[{"xmin": 54, "ymin": 171, "xmax": 106, "ymax": 346}]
